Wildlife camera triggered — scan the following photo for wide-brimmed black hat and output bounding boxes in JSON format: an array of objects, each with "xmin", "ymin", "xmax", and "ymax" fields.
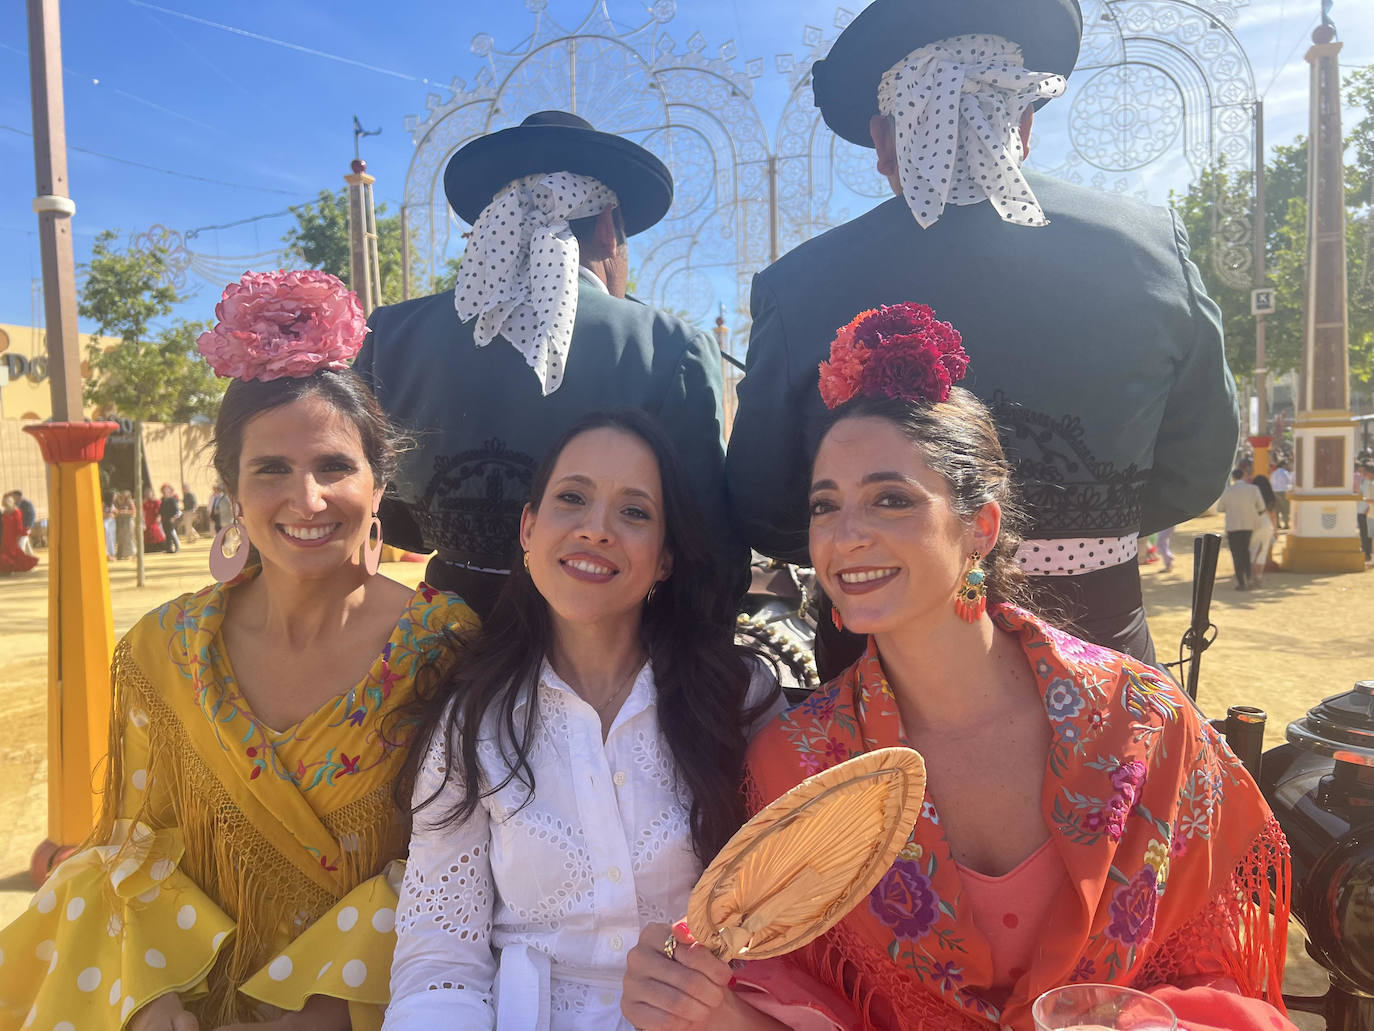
[
  {"xmin": 813, "ymin": 0, "xmax": 1083, "ymax": 147},
  {"xmin": 443, "ymin": 110, "xmax": 674, "ymax": 236}
]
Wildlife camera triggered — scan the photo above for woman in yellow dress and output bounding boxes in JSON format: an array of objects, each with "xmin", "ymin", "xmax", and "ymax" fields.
[{"xmin": 0, "ymin": 271, "xmax": 477, "ymax": 1031}]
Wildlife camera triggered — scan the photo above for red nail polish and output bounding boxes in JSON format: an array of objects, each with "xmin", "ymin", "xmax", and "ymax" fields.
[{"xmin": 672, "ymin": 920, "xmax": 695, "ymax": 944}]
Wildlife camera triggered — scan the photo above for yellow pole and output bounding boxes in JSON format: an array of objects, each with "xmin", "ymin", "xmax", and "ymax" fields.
[
  {"xmin": 1249, "ymin": 435, "xmax": 1272, "ymax": 479},
  {"xmin": 25, "ymin": 421, "xmax": 118, "ymax": 881}
]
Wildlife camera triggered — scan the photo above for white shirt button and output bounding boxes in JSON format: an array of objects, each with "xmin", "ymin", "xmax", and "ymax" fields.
[
  {"xmin": 611, "ymin": 934, "xmax": 624, "ymax": 951},
  {"xmin": 613, "ymin": 770, "xmax": 627, "ymax": 787},
  {"xmin": 607, "ymin": 867, "xmax": 622, "ymax": 883}
]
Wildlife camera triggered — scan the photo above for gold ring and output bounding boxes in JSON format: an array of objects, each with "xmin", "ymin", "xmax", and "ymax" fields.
[{"xmin": 662, "ymin": 933, "xmax": 677, "ymax": 960}]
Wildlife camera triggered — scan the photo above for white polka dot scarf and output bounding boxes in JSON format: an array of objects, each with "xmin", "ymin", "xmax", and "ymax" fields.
[
  {"xmin": 454, "ymin": 171, "xmax": 619, "ymax": 395},
  {"xmin": 877, "ymin": 33, "xmax": 1067, "ymax": 229}
]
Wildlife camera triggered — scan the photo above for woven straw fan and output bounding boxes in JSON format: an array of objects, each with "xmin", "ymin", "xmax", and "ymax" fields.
[{"xmin": 684, "ymin": 746, "xmax": 926, "ymax": 962}]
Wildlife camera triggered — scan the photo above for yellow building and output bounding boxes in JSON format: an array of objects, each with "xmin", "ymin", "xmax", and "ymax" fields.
[
  {"xmin": 0, "ymin": 324, "xmax": 217, "ymax": 523},
  {"xmin": 0, "ymin": 322, "xmax": 111, "ymax": 422}
]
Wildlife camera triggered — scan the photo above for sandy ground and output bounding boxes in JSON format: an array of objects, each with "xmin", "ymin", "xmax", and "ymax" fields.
[{"xmin": 1, "ymin": 515, "xmax": 1367, "ymax": 1024}]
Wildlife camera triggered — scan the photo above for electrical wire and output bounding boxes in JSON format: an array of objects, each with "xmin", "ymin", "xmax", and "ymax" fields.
[{"xmin": 0, "ymin": 125, "xmax": 304, "ymax": 196}]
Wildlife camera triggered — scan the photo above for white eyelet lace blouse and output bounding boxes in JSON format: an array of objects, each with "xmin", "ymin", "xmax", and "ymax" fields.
[{"xmin": 383, "ymin": 658, "xmax": 783, "ymax": 1030}]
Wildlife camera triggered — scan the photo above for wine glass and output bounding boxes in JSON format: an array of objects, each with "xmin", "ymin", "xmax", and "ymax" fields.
[{"xmin": 1032, "ymin": 983, "xmax": 1178, "ymax": 1031}]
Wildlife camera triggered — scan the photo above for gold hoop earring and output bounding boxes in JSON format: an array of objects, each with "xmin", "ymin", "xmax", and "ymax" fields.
[{"xmin": 522, "ymin": 551, "xmax": 530, "ymax": 570}]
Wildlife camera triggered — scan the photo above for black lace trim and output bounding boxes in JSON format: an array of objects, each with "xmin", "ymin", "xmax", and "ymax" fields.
[
  {"xmin": 988, "ymin": 391, "xmax": 1147, "ymax": 537},
  {"xmin": 412, "ymin": 437, "xmax": 536, "ymax": 565}
]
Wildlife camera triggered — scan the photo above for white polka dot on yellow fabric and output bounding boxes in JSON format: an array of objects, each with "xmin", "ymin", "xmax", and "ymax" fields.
[
  {"xmin": 77, "ymin": 966, "xmax": 102, "ymax": 992},
  {"xmin": 48, "ymin": 950, "xmax": 59, "ymax": 974},
  {"xmin": 317, "ymin": 960, "xmax": 332, "ymax": 980},
  {"xmin": 107, "ymin": 913, "xmax": 123, "ymax": 937},
  {"xmin": 109, "ymin": 978, "xmax": 122, "ymax": 1006},
  {"xmin": 131, "ymin": 768, "xmax": 147, "ymax": 790},
  {"xmin": 342, "ymin": 959, "xmax": 367, "ymax": 987},
  {"xmin": 130, "ymin": 707, "xmax": 149, "ymax": 728},
  {"xmin": 136, "ymin": 886, "xmax": 160, "ymax": 905},
  {"xmin": 336, "ymin": 905, "xmax": 358, "ymax": 932},
  {"xmin": 372, "ymin": 907, "xmax": 395, "ymax": 933},
  {"xmin": 34, "ymin": 891, "xmax": 56, "ymax": 914},
  {"xmin": 0, "ymin": 945, "xmax": 4, "ymax": 965},
  {"xmin": 212, "ymin": 931, "xmax": 227, "ymax": 950},
  {"xmin": 21, "ymin": 1003, "xmax": 36, "ymax": 1029},
  {"xmin": 110, "ymin": 858, "xmax": 139, "ymax": 891},
  {"xmin": 64, "ymin": 897, "xmax": 84, "ymax": 921},
  {"xmin": 150, "ymin": 858, "xmax": 175, "ymax": 881},
  {"xmin": 54, "ymin": 1022, "xmax": 74, "ymax": 1031},
  {"xmin": 121, "ymin": 997, "xmax": 135, "ymax": 1021},
  {"xmin": 177, "ymin": 904, "xmax": 197, "ymax": 930},
  {"xmin": 34, "ymin": 940, "xmax": 54, "ymax": 962},
  {"xmin": 268, "ymin": 955, "xmax": 293, "ymax": 981},
  {"xmin": 145, "ymin": 948, "xmax": 166, "ymax": 968}
]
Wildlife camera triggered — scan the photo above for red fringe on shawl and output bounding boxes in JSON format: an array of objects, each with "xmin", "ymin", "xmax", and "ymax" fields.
[
  {"xmin": 768, "ymin": 818, "xmax": 1292, "ymax": 1030},
  {"xmin": 1137, "ymin": 816, "xmax": 1292, "ymax": 1010}
]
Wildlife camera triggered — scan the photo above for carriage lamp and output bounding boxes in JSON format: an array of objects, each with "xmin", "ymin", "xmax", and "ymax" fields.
[{"xmin": 1261, "ymin": 680, "xmax": 1374, "ymax": 1030}]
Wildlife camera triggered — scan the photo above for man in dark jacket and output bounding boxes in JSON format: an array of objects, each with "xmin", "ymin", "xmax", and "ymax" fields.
[
  {"xmin": 357, "ymin": 111, "xmax": 738, "ymax": 617},
  {"xmin": 726, "ymin": 0, "xmax": 1238, "ymax": 672}
]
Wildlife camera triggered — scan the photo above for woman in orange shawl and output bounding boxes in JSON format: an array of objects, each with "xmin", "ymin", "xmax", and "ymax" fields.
[{"xmin": 623, "ymin": 304, "xmax": 1295, "ymax": 1031}]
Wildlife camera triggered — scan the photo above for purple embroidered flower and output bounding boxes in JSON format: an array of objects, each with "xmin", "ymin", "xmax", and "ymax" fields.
[
  {"xmin": 800, "ymin": 689, "xmax": 839, "ymax": 720},
  {"xmin": 930, "ymin": 960, "xmax": 963, "ymax": 991},
  {"xmin": 1044, "ymin": 678, "xmax": 1086, "ymax": 722},
  {"xmin": 1104, "ymin": 795, "xmax": 1132, "ymax": 841},
  {"xmin": 1082, "ymin": 809, "xmax": 1106, "ymax": 834},
  {"xmin": 1043, "ymin": 623, "xmax": 1117, "ymax": 667},
  {"xmin": 821, "ymin": 737, "xmax": 851, "ymax": 764},
  {"xmin": 1110, "ymin": 760, "xmax": 1147, "ymax": 807},
  {"xmin": 869, "ymin": 859, "xmax": 940, "ymax": 939},
  {"xmin": 1070, "ymin": 957, "xmax": 1097, "ymax": 983},
  {"xmin": 1105, "ymin": 867, "xmax": 1158, "ymax": 945}
]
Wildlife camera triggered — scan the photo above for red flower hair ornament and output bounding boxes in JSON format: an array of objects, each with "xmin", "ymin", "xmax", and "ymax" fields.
[
  {"xmin": 196, "ymin": 270, "xmax": 368, "ymax": 382},
  {"xmin": 817, "ymin": 303, "xmax": 970, "ymax": 409}
]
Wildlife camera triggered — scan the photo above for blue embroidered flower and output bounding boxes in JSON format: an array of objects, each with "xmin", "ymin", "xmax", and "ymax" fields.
[{"xmin": 1044, "ymin": 678, "xmax": 1085, "ymax": 722}]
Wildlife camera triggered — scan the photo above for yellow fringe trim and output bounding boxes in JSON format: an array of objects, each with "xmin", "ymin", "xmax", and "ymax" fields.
[{"xmin": 95, "ymin": 639, "xmax": 407, "ymax": 1025}]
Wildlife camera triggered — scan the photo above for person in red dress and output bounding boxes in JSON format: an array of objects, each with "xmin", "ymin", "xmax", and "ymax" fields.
[
  {"xmin": 0, "ymin": 493, "xmax": 39, "ymax": 573},
  {"xmin": 142, "ymin": 487, "xmax": 167, "ymax": 552}
]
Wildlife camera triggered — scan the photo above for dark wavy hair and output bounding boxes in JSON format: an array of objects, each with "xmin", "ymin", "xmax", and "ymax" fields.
[
  {"xmin": 401, "ymin": 408, "xmax": 778, "ymax": 863},
  {"xmin": 210, "ymin": 369, "xmax": 407, "ymax": 494},
  {"xmin": 813, "ymin": 388, "xmax": 1034, "ymax": 611}
]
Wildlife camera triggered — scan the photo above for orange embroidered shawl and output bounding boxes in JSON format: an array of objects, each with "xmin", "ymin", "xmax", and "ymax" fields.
[{"xmin": 744, "ymin": 606, "xmax": 1290, "ymax": 1030}]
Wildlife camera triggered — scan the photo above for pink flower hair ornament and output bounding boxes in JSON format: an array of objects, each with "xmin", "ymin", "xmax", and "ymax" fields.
[
  {"xmin": 196, "ymin": 270, "xmax": 368, "ymax": 382},
  {"xmin": 817, "ymin": 303, "xmax": 970, "ymax": 409}
]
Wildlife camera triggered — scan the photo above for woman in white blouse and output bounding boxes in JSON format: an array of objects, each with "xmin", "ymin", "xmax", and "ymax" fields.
[{"xmin": 384, "ymin": 409, "xmax": 783, "ymax": 1030}]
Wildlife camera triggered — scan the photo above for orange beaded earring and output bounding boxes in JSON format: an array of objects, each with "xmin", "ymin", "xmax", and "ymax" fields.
[{"xmin": 953, "ymin": 551, "xmax": 987, "ymax": 622}]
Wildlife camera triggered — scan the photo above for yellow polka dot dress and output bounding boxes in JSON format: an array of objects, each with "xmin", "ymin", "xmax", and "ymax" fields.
[{"xmin": 0, "ymin": 575, "xmax": 476, "ymax": 1029}]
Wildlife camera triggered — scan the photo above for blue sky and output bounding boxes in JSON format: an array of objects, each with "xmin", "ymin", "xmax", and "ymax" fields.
[{"xmin": 2, "ymin": 0, "xmax": 1371, "ymax": 334}]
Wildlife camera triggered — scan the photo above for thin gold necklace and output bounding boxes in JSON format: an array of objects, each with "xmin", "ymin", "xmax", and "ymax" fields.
[{"xmin": 591, "ymin": 662, "xmax": 642, "ymax": 715}]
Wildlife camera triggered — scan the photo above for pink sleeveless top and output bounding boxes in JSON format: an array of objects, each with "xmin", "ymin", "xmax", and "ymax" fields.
[{"xmin": 954, "ymin": 838, "xmax": 1068, "ymax": 1000}]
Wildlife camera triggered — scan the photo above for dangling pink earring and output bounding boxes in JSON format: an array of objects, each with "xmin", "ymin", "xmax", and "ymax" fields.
[
  {"xmin": 210, "ymin": 504, "xmax": 250, "ymax": 583},
  {"xmin": 362, "ymin": 511, "xmax": 384, "ymax": 576},
  {"xmin": 831, "ymin": 605, "xmax": 844, "ymax": 632}
]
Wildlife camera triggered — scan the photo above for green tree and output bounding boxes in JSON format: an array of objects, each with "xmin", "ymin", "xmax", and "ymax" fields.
[
  {"xmin": 1171, "ymin": 69, "xmax": 1374, "ymax": 391},
  {"xmin": 283, "ymin": 190, "xmax": 413, "ymax": 305},
  {"xmin": 431, "ymin": 255, "xmax": 464, "ymax": 294},
  {"xmin": 80, "ymin": 230, "xmax": 224, "ymax": 422}
]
